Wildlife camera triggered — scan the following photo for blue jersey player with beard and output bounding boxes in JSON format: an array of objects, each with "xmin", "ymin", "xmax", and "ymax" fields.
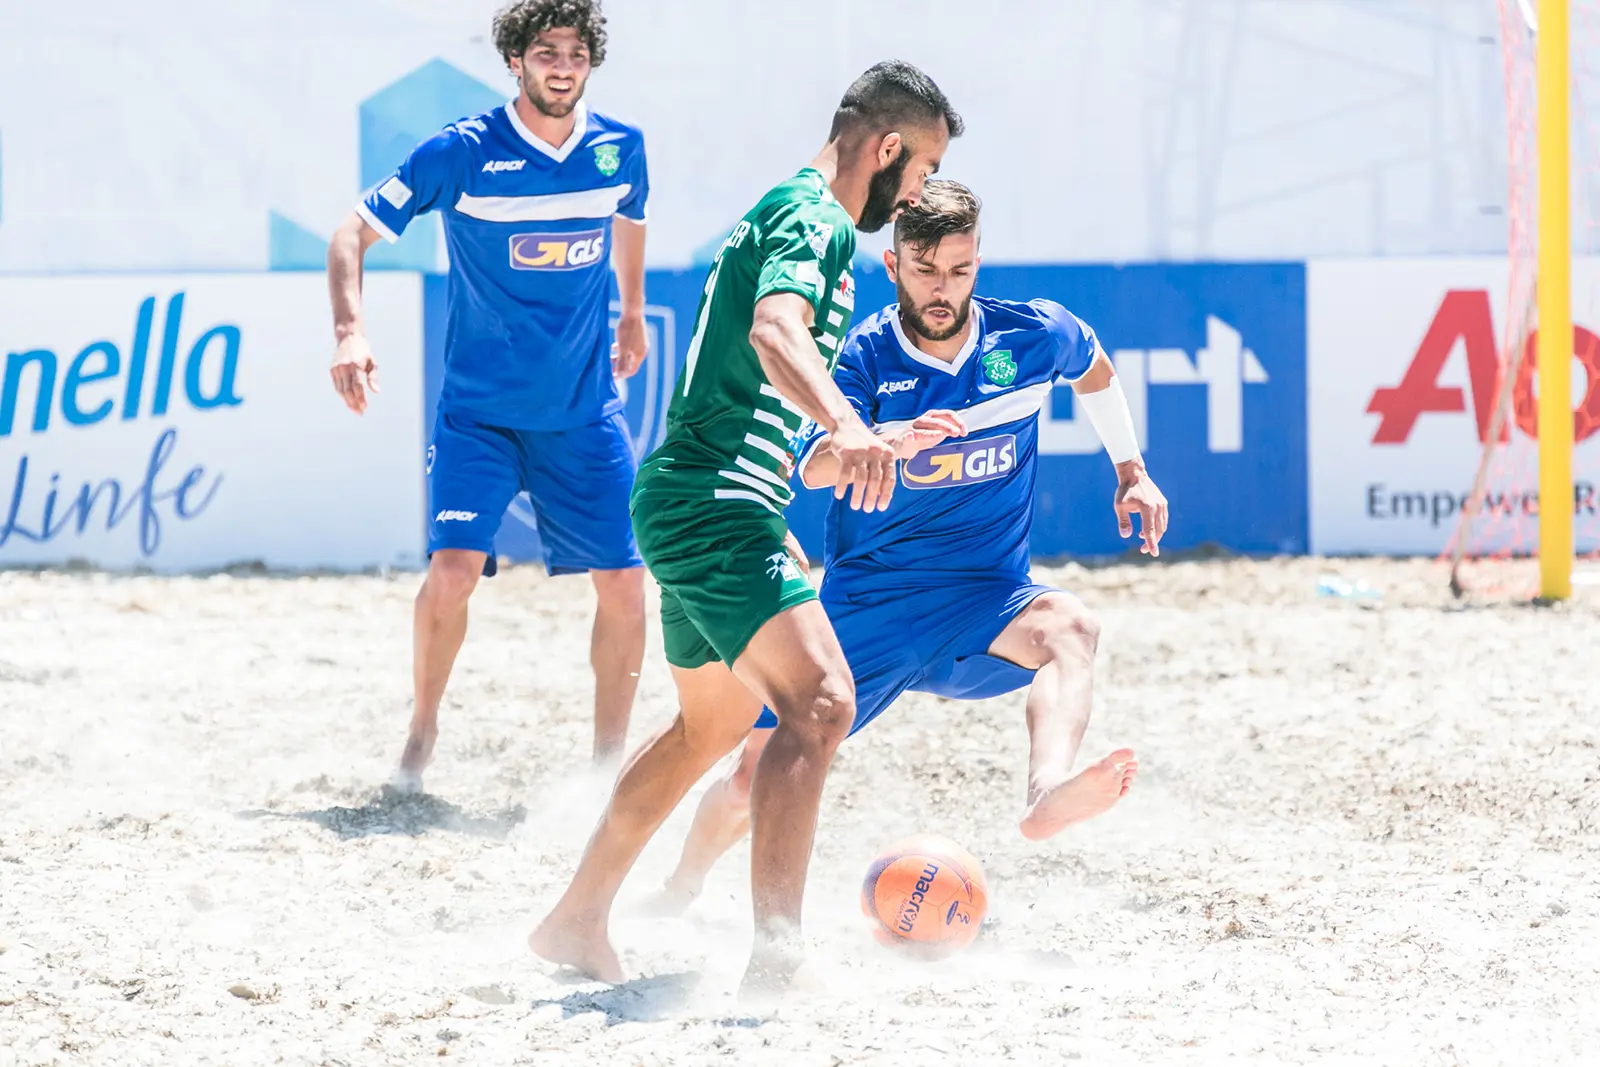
[
  {"xmin": 650, "ymin": 181, "xmax": 1170, "ymax": 912},
  {"xmin": 325, "ymin": 2, "xmax": 649, "ymax": 792}
]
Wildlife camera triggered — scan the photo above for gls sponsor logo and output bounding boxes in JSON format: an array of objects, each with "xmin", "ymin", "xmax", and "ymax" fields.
[
  {"xmin": 1, "ymin": 293, "xmax": 237, "ymax": 555},
  {"xmin": 482, "ymin": 159, "xmax": 526, "ymax": 173},
  {"xmin": 1367, "ymin": 289, "xmax": 1600, "ymax": 445},
  {"xmin": 508, "ymin": 229, "xmax": 605, "ymax": 271},
  {"xmin": 901, "ymin": 434, "xmax": 1016, "ymax": 489},
  {"xmin": 1038, "ymin": 316, "xmax": 1269, "ymax": 455}
]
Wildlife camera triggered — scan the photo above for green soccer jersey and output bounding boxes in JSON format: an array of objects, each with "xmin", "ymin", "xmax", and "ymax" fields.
[{"xmin": 633, "ymin": 168, "xmax": 857, "ymax": 513}]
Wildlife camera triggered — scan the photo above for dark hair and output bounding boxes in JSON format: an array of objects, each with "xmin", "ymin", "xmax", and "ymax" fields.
[
  {"xmin": 828, "ymin": 60, "xmax": 964, "ymax": 143},
  {"xmin": 492, "ymin": 0, "xmax": 608, "ymax": 67},
  {"xmin": 895, "ymin": 180, "xmax": 982, "ymax": 254}
]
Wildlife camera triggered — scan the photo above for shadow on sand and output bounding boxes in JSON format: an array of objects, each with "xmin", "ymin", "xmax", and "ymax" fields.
[
  {"xmin": 238, "ymin": 785, "xmax": 527, "ymax": 840},
  {"xmin": 530, "ymin": 971, "xmax": 706, "ymax": 1025}
]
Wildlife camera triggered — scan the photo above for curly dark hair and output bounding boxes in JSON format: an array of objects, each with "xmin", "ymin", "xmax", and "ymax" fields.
[{"xmin": 492, "ymin": 0, "xmax": 608, "ymax": 67}]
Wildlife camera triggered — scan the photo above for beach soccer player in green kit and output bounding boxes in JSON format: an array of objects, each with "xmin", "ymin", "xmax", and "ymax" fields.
[{"xmin": 531, "ymin": 61, "xmax": 963, "ymax": 999}]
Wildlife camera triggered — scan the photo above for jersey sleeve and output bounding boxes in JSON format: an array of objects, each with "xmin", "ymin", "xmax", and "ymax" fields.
[
  {"xmin": 794, "ymin": 331, "xmax": 876, "ymax": 482},
  {"xmin": 615, "ymin": 134, "xmax": 649, "ymax": 222},
  {"xmin": 755, "ymin": 201, "xmax": 855, "ymax": 316},
  {"xmin": 1036, "ymin": 300, "xmax": 1107, "ymax": 383},
  {"xmin": 357, "ymin": 127, "xmax": 468, "ymax": 244}
]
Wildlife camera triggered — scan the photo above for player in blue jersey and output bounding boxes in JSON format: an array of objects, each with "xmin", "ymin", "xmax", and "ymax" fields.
[
  {"xmin": 325, "ymin": 1, "xmax": 649, "ymax": 791},
  {"xmin": 648, "ymin": 181, "xmax": 1169, "ymax": 911}
]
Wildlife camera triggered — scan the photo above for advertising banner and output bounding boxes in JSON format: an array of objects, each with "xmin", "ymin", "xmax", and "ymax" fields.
[
  {"xmin": 0, "ymin": 274, "xmax": 426, "ymax": 571},
  {"xmin": 1308, "ymin": 259, "xmax": 1600, "ymax": 555}
]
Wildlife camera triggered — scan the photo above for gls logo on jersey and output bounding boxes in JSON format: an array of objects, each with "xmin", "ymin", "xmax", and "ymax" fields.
[
  {"xmin": 901, "ymin": 434, "xmax": 1017, "ymax": 489},
  {"xmin": 1367, "ymin": 289, "xmax": 1600, "ymax": 445},
  {"xmin": 508, "ymin": 230, "xmax": 606, "ymax": 271}
]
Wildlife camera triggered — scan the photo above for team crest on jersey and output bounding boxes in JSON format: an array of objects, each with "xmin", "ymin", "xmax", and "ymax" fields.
[
  {"xmin": 804, "ymin": 221, "xmax": 834, "ymax": 260},
  {"xmin": 594, "ymin": 144, "xmax": 621, "ymax": 176},
  {"xmin": 980, "ymin": 349, "xmax": 1018, "ymax": 389}
]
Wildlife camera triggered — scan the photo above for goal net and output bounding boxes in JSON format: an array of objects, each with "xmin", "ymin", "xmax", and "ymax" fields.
[{"xmin": 1446, "ymin": 0, "xmax": 1600, "ymax": 596}]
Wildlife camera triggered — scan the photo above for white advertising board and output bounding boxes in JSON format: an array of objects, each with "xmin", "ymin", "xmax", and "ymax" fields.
[
  {"xmin": 0, "ymin": 274, "xmax": 425, "ymax": 571},
  {"xmin": 1309, "ymin": 259, "xmax": 1600, "ymax": 555}
]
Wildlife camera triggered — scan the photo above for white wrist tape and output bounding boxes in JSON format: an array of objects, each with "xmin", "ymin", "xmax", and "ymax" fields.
[{"xmin": 1077, "ymin": 378, "xmax": 1142, "ymax": 465}]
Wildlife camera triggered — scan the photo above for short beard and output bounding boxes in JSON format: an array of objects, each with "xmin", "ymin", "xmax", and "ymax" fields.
[
  {"xmin": 857, "ymin": 149, "xmax": 911, "ymax": 234},
  {"xmin": 524, "ymin": 76, "xmax": 584, "ymax": 118},
  {"xmin": 896, "ymin": 278, "xmax": 972, "ymax": 343}
]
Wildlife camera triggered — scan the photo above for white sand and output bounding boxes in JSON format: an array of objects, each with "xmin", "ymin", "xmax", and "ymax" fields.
[{"xmin": 2, "ymin": 557, "xmax": 1598, "ymax": 1065}]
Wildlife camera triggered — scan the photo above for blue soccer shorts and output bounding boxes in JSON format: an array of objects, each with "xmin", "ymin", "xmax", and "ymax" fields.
[
  {"xmin": 752, "ymin": 574, "xmax": 1058, "ymax": 736},
  {"xmin": 426, "ymin": 409, "xmax": 642, "ymax": 578}
]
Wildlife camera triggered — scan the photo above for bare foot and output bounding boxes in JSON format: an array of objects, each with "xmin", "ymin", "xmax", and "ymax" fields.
[
  {"xmin": 527, "ymin": 913, "xmax": 625, "ymax": 984},
  {"xmin": 389, "ymin": 767, "xmax": 425, "ymax": 795},
  {"xmin": 398, "ymin": 727, "xmax": 437, "ymax": 782},
  {"xmin": 1020, "ymin": 748, "xmax": 1138, "ymax": 840},
  {"xmin": 737, "ymin": 933, "xmax": 807, "ymax": 1011}
]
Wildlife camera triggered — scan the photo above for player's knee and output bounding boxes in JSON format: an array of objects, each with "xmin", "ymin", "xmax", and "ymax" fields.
[
  {"xmin": 776, "ymin": 674, "xmax": 855, "ymax": 751},
  {"xmin": 1032, "ymin": 596, "xmax": 1100, "ymax": 663},
  {"xmin": 592, "ymin": 567, "xmax": 646, "ymax": 619},
  {"xmin": 420, "ymin": 553, "xmax": 481, "ymax": 613},
  {"xmin": 726, "ymin": 731, "xmax": 768, "ymax": 800},
  {"xmin": 726, "ymin": 752, "xmax": 757, "ymax": 804},
  {"xmin": 674, "ymin": 712, "xmax": 750, "ymax": 765}
]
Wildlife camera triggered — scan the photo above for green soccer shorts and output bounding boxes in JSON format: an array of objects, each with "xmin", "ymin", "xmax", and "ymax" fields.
[{"xmin": 631, "ymin": 493, "xmax": 816, "ymax": 669}]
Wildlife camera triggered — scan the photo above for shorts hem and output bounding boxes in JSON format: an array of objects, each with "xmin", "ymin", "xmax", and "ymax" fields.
[
  {"xmin": 967, "ymin": 584, "xmax": 1060, "ymax": 665},
  {"xmin": 547, "ymin": 556, "xmax": 644, "ymax": 577},
  {"xmin": 716, "ymin": 584, "xmax": 819, "ymax": 670}
]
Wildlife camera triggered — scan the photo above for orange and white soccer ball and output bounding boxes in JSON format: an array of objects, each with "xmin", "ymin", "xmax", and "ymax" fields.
[{"xmin": 860, "ymin": 833, "xmax": 988, "ymax": 956}]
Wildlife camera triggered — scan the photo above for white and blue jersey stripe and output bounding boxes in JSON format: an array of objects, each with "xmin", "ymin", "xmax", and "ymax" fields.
[
  {"xmin": 797, "ymin": 295, "xmax": 1102, "ymax": 582},
  {"xmin": 359, "ymin": 101, "xmax": 648, "ymax": 430}
]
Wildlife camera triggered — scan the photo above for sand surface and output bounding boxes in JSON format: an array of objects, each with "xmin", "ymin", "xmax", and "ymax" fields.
[{"xmin": 2, "ymin": 557, "xmax": 1598, "ymax": 1065}]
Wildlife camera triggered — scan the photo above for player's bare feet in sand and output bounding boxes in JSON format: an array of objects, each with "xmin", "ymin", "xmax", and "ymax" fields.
[
  {"xmin": 527, "ymin": 913, "xmax": 625, "ymax": 984},
  {"xmin": 737, "ymin": 939, "xmax": 811, "ymax": 1010},
  {"xmin": 394, "ymin": 728, "xmax": 437, "ymax": 792},
  {"xmin": 1020, "ymin": 748, "xmax": 1138, "ymax": 840}
]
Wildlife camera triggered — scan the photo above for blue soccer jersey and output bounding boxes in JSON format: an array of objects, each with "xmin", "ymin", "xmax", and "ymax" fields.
[
  {"xmin": 359, "ymin": 101, "xmax": 648, "ymax": 430},
  {"xmin": 798, "ymin": 295, "xmax": 1103, "ymax": 582}
]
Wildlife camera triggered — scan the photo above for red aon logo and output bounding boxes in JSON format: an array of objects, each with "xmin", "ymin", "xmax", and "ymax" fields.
[{"xmin": 1366, "ymin": 289, "xmax": 1600, "ymax": 444}]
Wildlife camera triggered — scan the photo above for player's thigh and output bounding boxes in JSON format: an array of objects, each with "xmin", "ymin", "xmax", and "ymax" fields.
[
  {"xmin": 427, "ymin": 413, "xmax": 523, "ymax": 565},
  {"xmin": 669, "ymin": 660, "xmax": 764, "ymax": 758},
  {"xmin": 733, "ymin": 599, "xmax": 855, "ymax": 741},
  {"xmin": 520, "ymin": 412, "xmax": 642, "ymax": 575},
  {"xmin": 986, "ymin": 589, "xmax": 1099, "ymax": 670},
  {"xmin": 750, "ymin": 591, "xmax": 919, "ymax": 738}
]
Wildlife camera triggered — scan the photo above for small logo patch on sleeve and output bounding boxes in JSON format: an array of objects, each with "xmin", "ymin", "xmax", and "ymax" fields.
[{"xmin": 378, "ymin": 177, "xmax": 413, "ymax": 209}]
